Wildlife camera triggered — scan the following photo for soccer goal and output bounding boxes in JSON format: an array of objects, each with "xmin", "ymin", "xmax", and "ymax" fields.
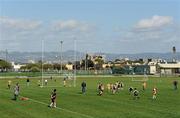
[
  {"xmin": 131, "ymin": 68, "xmax": 149, "ymax": 82},
  {"xmin": 62, "ymin": 72, "xmax": 76, "ymax": 87}
]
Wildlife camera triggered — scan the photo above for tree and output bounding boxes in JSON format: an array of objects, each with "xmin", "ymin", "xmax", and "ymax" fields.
[
  {"xmin": 81, "ymin": 59, "xmax": 94, "ymax": 70},
  {"xmin": 43, "ymin": 64, "xmax": 53, "ymax": 71},
  {"xmin": 73, "ymin": 61, "xmax": 81, "ymax": 70},
  {"xmin": 30, "ymin": 66, "xmax": 40, "ymax": 72},
  {"xmin": 94, "ymin": 58, "xmax": 104, "ymax": 70},
  {"xmin": 53, "ymin": 63, "xmax": 67, "ymax": 71},
  {"xmin": 0, "ymin": 59, "xmax": 12, "ymax": 72},
  {"xmin": 20, "ymin": 66, "xmax": 27, "ymax": 72}
]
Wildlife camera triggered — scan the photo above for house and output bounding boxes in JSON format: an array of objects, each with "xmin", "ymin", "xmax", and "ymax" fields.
[
  {"xmin": 11, "ymin": 62, "xmax": 25, "ymax": 72},
  {"xmin": 148, "ymin": 61, "xmax": 157, "ymax": 75},
  {"xmin": 157, "ymin": 62, "xmax": 180, "ymax": 76},
  {"xmin": 65, "ymin": 64, "xmax": 73, "ymax": 70}
]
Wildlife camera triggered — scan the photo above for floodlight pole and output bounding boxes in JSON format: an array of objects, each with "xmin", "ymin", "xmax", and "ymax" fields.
[
  {"xmin": 172, "ymin": 46, "xmax": 176, "ymax": 62},
  {"xmin": 73, "ymin": 37, "xmax": 77, "ymax": 87},
  {"xmin": 41, "ymin": 39, "xmax": 44, "ymax": 87},
  {"xmin": 5, "ymin": 49, "xmax": 8, "ymax": 72},
  {"xmin": 60, "ymin": 41, "xmax": 63, "ymax": 75},
  {"xmin": 85, "ymin": 54, "xmax": 87, "ymax": 71}
]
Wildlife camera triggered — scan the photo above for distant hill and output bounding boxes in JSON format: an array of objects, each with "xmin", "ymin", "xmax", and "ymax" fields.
[{"xmin": 0, "ymin": 50, "xmax": 179, "ymax": 63}]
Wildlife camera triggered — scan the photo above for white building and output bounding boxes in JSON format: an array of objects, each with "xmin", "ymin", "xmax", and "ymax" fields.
[
  {"xmin": 148, "ymin": 62, "xmax": 157, "ymax": 75},
  {"xmin": 158, "ymin": 62, "xmax": 180, "ymax": 76},
  {"xmin": 65, "ymin": 64, "xmax": 73, "ymax": 70},
  {"xmin": 11, "ymin": 62, "xmax": 25, "ymax": 71}
]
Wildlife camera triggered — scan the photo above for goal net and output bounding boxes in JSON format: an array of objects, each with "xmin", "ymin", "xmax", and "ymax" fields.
[
  {"xmin": 63, "ymin": 72, "xmax": 76, "ymax": 87},
  {"xmin": 131, "ymin": 68, "xmax": 149, "ymax": 82}
]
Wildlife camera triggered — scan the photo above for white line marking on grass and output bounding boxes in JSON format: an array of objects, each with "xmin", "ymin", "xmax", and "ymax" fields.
[
  {"xmin": 40, "ymin": 86, "xmax": 64, "ymax": 88},
  {"xmin": 0, "ymin": 89, "xmax": 94, "ymax": 118},
  {"xmin": 26, "ymin": 97, "xmax": 94, "ymax": 118}
]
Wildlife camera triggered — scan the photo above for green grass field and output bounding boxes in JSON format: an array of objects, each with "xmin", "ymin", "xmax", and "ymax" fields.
[{"xmin": 0, "ymin": 76, "xmax": 179, "ymax": 118}]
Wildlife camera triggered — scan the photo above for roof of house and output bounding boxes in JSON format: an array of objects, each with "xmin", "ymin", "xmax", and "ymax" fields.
[{"xmin": 158, "ymin": 63, "xmax": 180, "ymax": 68}]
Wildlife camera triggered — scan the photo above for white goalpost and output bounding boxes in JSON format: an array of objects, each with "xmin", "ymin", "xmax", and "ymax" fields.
[
  {"xmin": 73, "ymin": 38, "xmax": 77, "ymax": 87},
  {"xmin": 63, "ymin": 73, "xmax": 76, "ymax": 87},
  {"xmin": 131, "ymin": 68, "xmax": 149, "ymax": 82},
  {"xmin": 40, "ymin": 39, "xmax": 44, "ymax": 88},
  {"xmin": 40, "ymin": 38, "xmax": 77, "ymax": 88}
]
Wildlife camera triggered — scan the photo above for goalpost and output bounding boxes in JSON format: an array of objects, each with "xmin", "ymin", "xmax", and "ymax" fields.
[
  {"xmin": 62, "ymin": 72, "xmax": 76, "ymax": 87},
  {"xmin": 40, "ymin": 38, "xmax": 77, "ymax": 88},
  {"xmin": 62, "ymin": 37, "xmax": 77, "ymax": 87},
  {"xmin": 131, "ymin": 68, "xmax": 149, "ymax": 82},
  {"xmin": 40, "ymin": 39, "xmax": 44, "ymax": 88}
]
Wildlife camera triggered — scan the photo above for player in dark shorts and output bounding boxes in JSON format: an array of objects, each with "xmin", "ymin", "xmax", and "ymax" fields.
[
  {"xmin": 120, "ymin": 82, "xmax": 124, "ymax": 90},
  {"xmin": 173, "ymin": 80, "xmax": 178, "ymax": 90},
  {"xmin": 112, "ymin": 84, "xmax": 117, "ymax": 94},
  {"xmin": 26, "ymin": 78, "xmax": 30, "ymax": 86},
  {"xmin": 48, "ymin": 89, "xmax": 57, "ymax": 108},
  {"xmin": 81, "ymin": 81, "xmax": 86, "ymax": 94},
  {"xmin": 98, "ymin": 84, "xmax": 104, "ymax": 96},
  {"xmin": 12, "ymin": 83, "xmax": 20, "ymax": 100},
  {"xmin": 129, "ymin": 87, "xmax": 134, "ymax": 93},
  {"xmin": 7, "ymin": 80, "xmax": 12, "ymax": 89},
  {"xmin": 133, "ymin": 88, "xmax": 139, "ymax": 100}
]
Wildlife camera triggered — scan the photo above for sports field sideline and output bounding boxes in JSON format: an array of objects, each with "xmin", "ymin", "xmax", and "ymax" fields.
[{"xmin": 0, "ymin": 76, "xmax": 179, "ymax": 118}]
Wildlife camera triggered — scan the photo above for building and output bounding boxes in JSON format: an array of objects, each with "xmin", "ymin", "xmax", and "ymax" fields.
[
  {"xmin": 148, "ymin": 61, "xmax": 157, "ymax": 75},
  {"xmin": 157, "ymin": 62, "xmax": 180, "ymax": 76},
  {"xmin": 132, "ymin": 65, "xmax": 150, "ymax": 75},
  {"xmin": 11, "ymin": 62, "xmax": 25, "ymax": 72},
  {"xmin": 65, "ymin": 64, "xmax": 73, "ymax": 70}
]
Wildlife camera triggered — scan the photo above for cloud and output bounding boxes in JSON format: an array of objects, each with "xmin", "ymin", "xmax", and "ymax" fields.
[
  {"xmin": 115, "ymin": 15, "xmax": 179, "ymax": 44},
  {"xmin": 135, "ymin": 15, "xmax": 173, "ymax": 30},
  {"xmin": 0, "ymin": 17, "xmax": 42, "ymax": 31},
  {"xmin": 0, "ymin": 16, "xmax": 97, "ymax": 52},
  {"xmin": 51, "ymin": 20, "xmax": 95, "ymax": 32}
]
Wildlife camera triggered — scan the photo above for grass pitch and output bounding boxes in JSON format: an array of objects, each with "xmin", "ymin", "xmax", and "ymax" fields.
[{"xmin": 0, "ymin": 76, "xmax": 179, "ymax": 118}]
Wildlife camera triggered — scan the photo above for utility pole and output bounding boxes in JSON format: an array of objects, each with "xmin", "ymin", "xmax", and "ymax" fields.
[
  {"xmin": 60, "ymin": 41, "xmax": 63, "ymax": 74},
  {"xmin": 172, "ymin": 46, "xmax": 176, "ymax": 62},
  {"xmin": 5, "ymin": 49, "xmax": 8, "ymax": 72},
  {"xmin": 73, "ymin": 37, "xmax": 77, "ymax": 87},
  {"xmin": 41, "ymin": 39, "xmax": 44, "ymax": 87}
]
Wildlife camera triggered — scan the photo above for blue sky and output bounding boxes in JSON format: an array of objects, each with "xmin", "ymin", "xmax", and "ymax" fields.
[{"xmin": 0, "ymin": 0, "xmax": 180, "ymax": 53}]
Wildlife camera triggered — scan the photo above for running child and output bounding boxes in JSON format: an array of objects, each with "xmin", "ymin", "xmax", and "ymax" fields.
[
  {"xmin": 81, "ymin": 81, "xmax": 87, "ymax": 94},
  {"xmin": 98, "ymin": 83, "xmax": 104, "ymax": 96},
  {"xmin": 38, "ymin": 80, "xmax": 41, "ymax": 86},
  {"xmin": 49, "ymin": 89, "xmax": 57, "ymax": 108},
  {"xmin": 142, "ymin": 81, "xmax": 147, "ymax": 90},
  {"xmin": 45, "ymin": 79, "xmax": 48, "ymax": 86},
  {"xmin": 12, "ymin": 83, "xmax": 20, "ymax": 101},
  {"xmin": 133, "ymin": 88, "xmax": 139, "ymax": 100},
  {"xmin": 173, "ymin": 80, "xmax": 178, "ymax": 90},
  {"xmin": 129, "ymin": 86, "xmax": 134, "ymax": 93},
  {"xmin": 7, "ymin": 80, "xmax": 12, "ymax": 89},
  {"xmin": 26, "ymin": 78, "xmax": 30, "ymax": 86},
  {"xmin": 107, "ymin": 83, "xmax": 111, "ymax": 92},
  {"xmin": 112, "ymin": 84, "xmax": 117, "ymax": 94},
  {"xmin": 120, "ymin": 82, "xmax": 124, "ymax": 90},
  {"xmin": 63, "ymin": 77, "xmax": 67, "ymax": 87},
  {"xmin": 152, "ymin": 87, "xmax": 157, "ymax": 100}
]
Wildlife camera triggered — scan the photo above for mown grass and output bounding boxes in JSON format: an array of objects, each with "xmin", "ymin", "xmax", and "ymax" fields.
[{"xmin": 0, "ymin": 76, "xmax": 179, "ymax": 118}]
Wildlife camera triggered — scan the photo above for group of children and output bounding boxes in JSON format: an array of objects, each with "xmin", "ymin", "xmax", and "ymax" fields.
[
  {"xmin": 97, "ymin": 81, "xmax": 125, "ymax": 96},
  {"xmin": 6, "ymin": 78, "xmax": 178, "ymax": 109},
  {"xmin": 96, "ymin": 81, "xmax": 158, "ymax": 100},
  {"xmin": 107, "ymin": 81, "xmax": 124, "ymax": 94},
  {"xmin": 128, "ymin": 81, "xmax": 157, "ymax": 100}
]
